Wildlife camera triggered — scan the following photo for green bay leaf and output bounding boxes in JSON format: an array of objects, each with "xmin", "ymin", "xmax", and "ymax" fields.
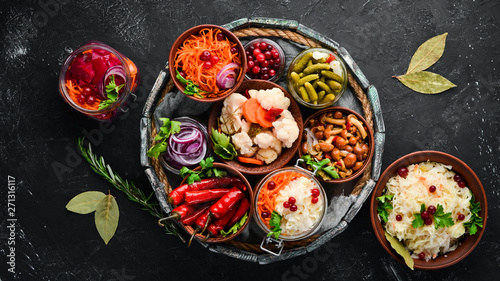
[
  {"xmin": 95, "ymin": 194, "xmax": 119, "ymax": 245},
  {"xmin": 406, "ymin": 33, "xmax": 448, "ymax": 74},
  {"xmin": 396, "ymin": 71, "xmax": 456, "ymax": 94},
  {"xmin": 66, "ymin": 191, "xmax": 106, "ymax": 214},
  {"xmin": 385, "ymin": 231, "xmax": 414, "ymax": 270}
]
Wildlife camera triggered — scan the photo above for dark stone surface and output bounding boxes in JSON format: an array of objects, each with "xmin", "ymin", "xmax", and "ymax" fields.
[{"xmin": 1, "ymin": 0, "xmax": 499, "ymax": 280}]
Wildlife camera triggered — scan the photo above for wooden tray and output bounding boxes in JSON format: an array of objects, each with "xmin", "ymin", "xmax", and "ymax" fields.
[{"xmin": 139, "ymin": 17, "xmax": 386, "ymax": 264}]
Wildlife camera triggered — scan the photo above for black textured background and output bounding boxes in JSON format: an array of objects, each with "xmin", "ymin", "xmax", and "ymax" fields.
[{"xmin": 1, "ymin": 0, "xmax": 499, "ymax": 280}]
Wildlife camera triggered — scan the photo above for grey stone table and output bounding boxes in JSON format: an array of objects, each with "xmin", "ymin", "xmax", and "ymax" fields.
[{"xmin": 1, "ymin": 0, "xmax": 498, "ymax": 280}]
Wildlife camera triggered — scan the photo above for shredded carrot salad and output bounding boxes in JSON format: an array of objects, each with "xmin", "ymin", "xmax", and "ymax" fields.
[
  {"xmin": 65, "ymin": 80, "xmax": 101, "ymax": 110},
  {"xmin": 173, "ymin": 28, "xmax": 242, "ymax": 98},
  {"xmin": 257, "ymin": 171, "xmax": 303, "ymax": 226}
]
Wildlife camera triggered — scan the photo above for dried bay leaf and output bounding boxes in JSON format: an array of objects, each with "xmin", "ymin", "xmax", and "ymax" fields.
[
  {"xmin": 406, "ymin": 33, "xmax": 448, "ymax": 74},
  {"xmin": 396, "ymin": 71, "xmax": 456, "ymax": 94},
  {"xmin": 66, "ymin": 191, "xmax": 106, "ymax": 214},
  {"xmin": 95, "ymin": 194, "xmax": 119, "ymax": 245},
  {"xmin": 385, "ymin": 231, "xmax": 414, "ymax": 270}
]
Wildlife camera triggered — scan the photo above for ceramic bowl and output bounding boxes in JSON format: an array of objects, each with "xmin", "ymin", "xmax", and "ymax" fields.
[
  {"xmin": 370, "ymin": 151, "xmax": 488, "ymax": 270},
  {"xmin": 168, "ymin": 24, "xmax": 246, "ymax": 102},
  {"xmin": 207, "ymin": 79, "xmax": 303, "ymax": 175},
  {"xmin": 298, "ymin": 106, "xmax": 374, "ymax": 184}
]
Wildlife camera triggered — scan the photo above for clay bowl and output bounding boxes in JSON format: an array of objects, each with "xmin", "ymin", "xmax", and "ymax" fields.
[
  {"xmin": 208, "ymin": 79, "xmax": 303, "ymax": 175},
  {"xmin": 168, "ymin": 24, "xmax": 246, "ymax": 103},
  {"xmin": 178, "ymin": 163, "xmax": 253, "ymax": 243},
  {"xmin": 370, "ymin": 151, "xmax": 488, "ymax": 270},
  {"xmin": 298, "ymin": 106, "xmax": 374, "ymax": 184}
]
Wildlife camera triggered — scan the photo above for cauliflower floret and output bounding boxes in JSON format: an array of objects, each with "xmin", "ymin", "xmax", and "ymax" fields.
[
  {"xmin": 256, "ymin": 148, "xmax": 278, "ymax": 164},
  {"xmin": 231, "ymin": 132, "xmax": 254, "ymax": 156},
  {"xmin": 277, "ymin": 109, "xmax": 294, "ymax": 121},
  {"xmin": 252, "ymin": 88, "xmax": 290, "ymax": 110},
  {"xmin": 312, "ymin": 51, "xmax": 329, "ymax": 60},
  {"xmin": 242, "ymin": 146, "xmax": 258, "ymax": 158},
  {"xmin": 248, "ymin": 89, "xmax": 259, "ymax": 98},
  {"xmin": 254, "ymin": 130, "xmax": 282, "ymax": 154},
  {"xmin": 273, "ymin": 118, "xmax": 299, "ymax": 148},
  {"xmin": 329, "ymin": 60, "xmax": 343, "ymax": 79},
  {"xmin": 240, "ymin": 119, "xmax": 251, "ymax": 133},
  {"xmin": 219, "ymin": 93, "xmax": 247, "ymax": 134}
]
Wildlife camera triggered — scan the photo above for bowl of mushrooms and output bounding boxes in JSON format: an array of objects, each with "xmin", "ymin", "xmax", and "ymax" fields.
[{"xmin": 297, "ymin": 107, "xmax": 374, "ymax": 184}]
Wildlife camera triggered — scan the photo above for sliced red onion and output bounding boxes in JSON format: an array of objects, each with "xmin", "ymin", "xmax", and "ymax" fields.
[
  {"xmin": 164, "ymin": 121, "xmax": 207, "ymax": 168},
  {"xmin": 216, "ymin": 63, "xmax": 239, "ymax": 89},
  {"xmin": 98, "ymin": 65, "xmax": 127, "ymax": 98},
  {"xmin": 220, "ymin": 76, "xmax": 235, "ymax": 89}
]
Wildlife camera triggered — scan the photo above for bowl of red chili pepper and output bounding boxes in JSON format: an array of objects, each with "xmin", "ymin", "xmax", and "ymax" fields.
[
  {"xmin": 164, "ymin": 161, "xmax": 254, "ymax": 244},
  {"xmin": 169, "ymin": 24, "xmax": 246, "ymax": 102}
]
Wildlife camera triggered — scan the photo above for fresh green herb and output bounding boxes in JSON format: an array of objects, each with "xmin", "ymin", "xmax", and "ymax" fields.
[
  {"xmin": 176, "ymin": 70, "xmax": 209, "ymax": 98},
  {"xmin": 464, "ymin": 192, "xmax": 483, "ymax": 235},
  {"xmin": 267, "ymin": 211, "xmax": 282, "ymax": 240},
  {"xmin": 99, "ymin": 75, "xmax": 125, "ymax": 110},
  {"xmin": 147, "ymin": 118, "xmax": 181, "ymax": 159},
  {"xmin": 220, "ymin": 212, "xmax": 248, "ymax": 237},
  {"xmin": 77, "ymin": 138, "xmax": 182, "ymax": 239},
  {"xmin": 179, "ymin": 157, "xmax": 227, "ymax": 185},
  {"xmin": 411, "ymin": 204, "xmax": 426, "ymax": 228},
  {"xmin": 432, "ymin": 204, "xmax": 455, "ymax": 229},
  {"xmin": 211, "ymin": 128, "xmax": 237, "ymax": 160},
  {"xmin": 376, "ymin": 194, "xmax": 394, "ymax": 223},
  {"xmin": 300, "ymin": 155, "xmax": 339, "ymax": 180}
]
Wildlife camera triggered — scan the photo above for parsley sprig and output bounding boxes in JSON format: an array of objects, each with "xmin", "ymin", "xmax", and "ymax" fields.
[
  {"xmin": 464, "ymin": 192, "xmax": 483, "ymax": 235},
  {"xmin": 301, "ymin": 155, "xmax": 340, "ymax": 180},
  {"xmin": 220, "ymin": 212, "xmax": 248, "ymax": 237},
  {"xmin": 267, "ymin": 211, "xmax": 282, "ymax": 240},
  {"xmin": 411, "ymin": 203, "xmax": 454, "ymax": 229},
  {"xmin": 211, "ymin": 128, "xmax": 237, "ymax": 160},
  {"xmin": 411, "ymin": 204, "xmax": 425, "ymax": 228},
  {"xmin": 179, "ymin": 157, "xmax": 227, "ymax": 185},
  {"xmin": 176, "ymin": 70, "xmax": 209, "ymax": 98},
  {"xmin": 147, "ymin": 118, "xmax": 181, "ymax": 159},
  {"xmin": 99, "ymin": 75, "xmax": 124, "ymax": 110},
  {"xmin": 376, "ymin": 194, "xmax": 394, "ymax": 223}
]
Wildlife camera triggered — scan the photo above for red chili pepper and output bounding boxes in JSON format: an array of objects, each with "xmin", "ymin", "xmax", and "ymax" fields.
[
  {"xmin": 207, "ymin": 202, "xmax": 240, "ymax": 236},
  {"xmin": 170, "ymin": 204, "xmax": 197, "ymax": 221},
  {"xmin": 225, "ymin": 198, "xmax": 250, "ymax": 230},
  {"xmin": 346, "ymin": 121, "xmax": 351, "ymax": 130},
  {"xmin": 168, "ymin": 176, "xmax": 241, "ymax": 206},
  {"xmin": 210, "ymin": 186, "xmax": 245, "ymax": 219},
  {"xmin": 326, "ymin": 53, "xmax": 335, "ymax": 63},
  {"xmin": 264, "ymin": 107, "xmax": 284, "ymax": 121},
  {"xmin": 195, "ymin": 208, "xmax": 212, "ymax": 231},
  {"xmin": 336, "ymin": 161, "xmax": 342, "ymax": 166},
  {"xmin": 243, "ymin": 89, "xmax": 250, "ymax": 99},
  {"xmin": 184, "ymin": 188, "xmax": 231, "ymax": 205},
  {"xmin": 181, "ymin": 205, "xmax": 211, "ymax": 226},
  {"xmin": 234, "ymin": 181, "xmax": 247, "ymax": 192}
]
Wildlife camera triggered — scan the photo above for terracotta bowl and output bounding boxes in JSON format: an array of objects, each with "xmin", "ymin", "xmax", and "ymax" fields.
[
  {"xmin": 168, "ymin": 24, "xmax": 246, "ymax": 102},
  {"xmin": 208, "ymin": 80, "xmax": 303, "ymax": 175},
  {"xmin": 178, "ymin": 163, "xmax": 254, "ymax": 243},
  {"xmin": 370, "ymin": 151, "xmax": 488, "ymax": 270},
  {"xmin": 298, "ymin": 106, "xmax": 374, "ymax": 184}
]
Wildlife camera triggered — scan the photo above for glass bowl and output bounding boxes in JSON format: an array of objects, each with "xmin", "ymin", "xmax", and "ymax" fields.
[
  {"xmin": 244, "ymin": 38, "xmax": 286, "ymax": 82},
  {"xmin": 253, "ymin": 167, "xmax": 328, "ymax": 241},
  {"xmin": 287, "ymin": 48, "xmax": 347, "ymax": 109},
  {"xmin": 159, "ymin": 116, "xmax": 210, "ymax": 174}
]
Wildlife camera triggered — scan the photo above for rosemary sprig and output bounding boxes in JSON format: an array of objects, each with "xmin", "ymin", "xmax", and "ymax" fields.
[{"xmin": 77, "ymin": 137, "xmax": 182, "ymax": 240}]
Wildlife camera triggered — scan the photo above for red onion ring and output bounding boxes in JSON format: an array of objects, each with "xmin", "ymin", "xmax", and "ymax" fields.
[
  {"xmin": 164, "ymin": 121, "xmax": 207, "ymax": 168},
  {"xmin": 216, "ymin": 63, "xmax": 239, "ymax": 89},
  {"xmin": 98, "ymin": 65, "xmax": 127, "ymax": 99}
]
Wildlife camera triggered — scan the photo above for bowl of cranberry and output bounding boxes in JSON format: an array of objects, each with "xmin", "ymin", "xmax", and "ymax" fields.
[{"xmin": 244, "ymin": 39, "xmax": 285, "ymax": 82}]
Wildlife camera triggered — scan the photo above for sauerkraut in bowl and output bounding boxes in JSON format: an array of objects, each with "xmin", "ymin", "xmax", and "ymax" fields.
[{"xmin": 254, "ymin": 167, "xmax": 327, "ymax": 241}]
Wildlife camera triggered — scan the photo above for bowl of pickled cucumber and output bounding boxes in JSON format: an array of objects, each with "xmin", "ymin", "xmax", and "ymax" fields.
[{"xmin": 287, "ymin": 48, "xmax": 347, "ymax": 109}]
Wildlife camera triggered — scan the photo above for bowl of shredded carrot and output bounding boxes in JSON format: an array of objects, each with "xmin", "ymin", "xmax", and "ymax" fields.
[
  {"xmin": 254, "ymin": 167, "xmax": 328, "ymax": 241},
  {"xmin": 169, "ymin": 25, "xmax": 246, "ymax": 102}
]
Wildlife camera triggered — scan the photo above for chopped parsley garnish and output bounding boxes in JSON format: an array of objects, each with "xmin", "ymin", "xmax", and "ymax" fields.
[
  {"xmin": 147, "ymin": 118, "xmax": 181, "ymax": 159},
  {"xmin": 464, "ymin": 192, "xmax": 483, "ymax": 235},
  {"xmin": 99, "ymin": 75, "xmax": 124, "ymax": 110},
  {"xmin": 211, "ymin": 128, "xmax": 237, "ymax": 160},
  {"xmin": 376, "ymin": 193, "xmax": 394, "ymax": 223},
  {"xmin": 179, "ymin": 157, "xmax": 227, "ymax": 185},
  {"xmin": 267, "ymin": 211, "xmax": 282, "ymax": 240}
]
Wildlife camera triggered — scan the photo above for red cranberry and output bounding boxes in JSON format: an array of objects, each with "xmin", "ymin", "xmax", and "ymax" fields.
[
  {"xmin": 396, "ymin": 215, "xmax": 402, "ymax": 221},
  {"xmin": 77, "ymin": 94, "xmax": 86, "ymax": 104},
  {"xmin": 421, "ymin": 211, "xmax": 429, "ymax": 219},
  {"xmin": 269, "ymin": 69, "xmax": 276, "ymax": 77},
  {"xmin": 261, "ymin": 60, "xmax": 269, "ymax": 67},
  {"xmin": 290, "ymin": 205, "xmax": 298, "ymax": 212},
  {"xmin": 271, "ymin": 50, "xmax": 279, "ymax": 58},
  {"xmin": 82, "ymin": 86, "xmax": 93, "ymax": 96},
  {"xmin": 253, "ymin": 42, "xmax": 260, "ymax": 49},
  {"xmin": 86, "ymin": 95, "xmax": 95, "ymax": 105},
  {"xmin": 259, "ymin": 42, "xmax": 268, "ymax": 50},
  {"xmin": 247, "ymin": 55, "xmax": 254, "ymax": 62},
  {"xmin": 200, "ymin": 50, "xmax": 211, "ymax": 61},
  {"xmin": 458, "ymin": 214, "xmax": 465, "ymax": 221},
  {"xmin": 261, "ymin": 74, "xmax": 270, "ymax": 80},
  {"xmin": 274, "ymin": 57, "xmax": 281, "ymax": 64},
  {"xmin": 429, "ymin": 185, "xmax": 436, "ymax": 193},
  {"xmin": 311, "ymin": 197, "xmax": 319, "ymax": 204},
  {"xmin": 179, "ymin": 71, "xmax": 187, "ymax": 78},
  {"xmin": 269, "ymin": 59, "xmax": 275, "ymax": 65},
  {"xmin": 397, "ymin": 167, "xmax": 409, "ymax": 178},
  {"xmin": 311, "ymin": 189, "xmax": 320, "ymax": 197},
  {"xmin": 261, "ymin": 212, "xmax": 270, "ymax": 219},
  {"xmin": 418, "ymin": 252, "xmax": 425, "ymax": 260},
  {"xmin": 424, "ymin": 218, "xmax": 433, "ymax": 225},
  {"xmin": 203, "ymin": 61, "xmax": 212, "ymax": 69},
  {"xmin": 253, "ymin": 48, "xmax": 261, "ymax": 56},
  {"xmin": 245, "ymin": 50, "xmax": 251, "ymax": 56},
  {"xmin": 288, "ymin": 197, "xmax": 296, "ymax": 204},
  {"xmin": 230, "ymin": 47, "xmax": 238, "ymax": 54},
  {"xmin": 210, "ymin": 55, "xmax": 219, "ymax": 65},
  {"xmin": 453, "ymin": 174, "xmax": 462, "ymax": 182},
  {"xmin": 267, "ymin": 44, "xmax": 273, "ymax": 50},
  {"xmin": 252, "ymin": 66, "xmax": 260, "ymax": 74},
  {"xmin": 216, "ymin": 33, "xmax": 225, "ymax": 41},
  {"xmin": 247, "ymin": 61, "xmax": 255, "ymax": 69},
  {"xmin": 458, "ymin": 181, "xmax": 466, "ymax": 188},
  {"xmin": 261, "ymin": 67, "xmax": 269, "ymax": 74},
  {"xmin": 427, "ymin": 205, "xmax": 436, "ymax": 214},
  {"xmin": 264, "ymin": 51, "xmax": 272, "ymax": 59},
  {"xmin": 283, "ymin": 201, "xmax": 290, "ymax": 208},
  {"xmin": 267, "ymin": 181, "xmax": 276, "ymax": 190},
  {"xmin": 273, "ymin": 63, "xmax": 281, "ymax": 69},
  {"xmin": 248, "ymin": 45, "xmax": 255, "ymax": 52},
  {"xmin": 256, "ymin": 53, "xmax": 265, "ymax": 62}
]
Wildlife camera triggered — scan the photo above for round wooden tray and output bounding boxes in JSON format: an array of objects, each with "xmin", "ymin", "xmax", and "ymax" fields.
[{"xmin": 139, "ymin": 18, "xmax": 386, "ymax": 264}]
